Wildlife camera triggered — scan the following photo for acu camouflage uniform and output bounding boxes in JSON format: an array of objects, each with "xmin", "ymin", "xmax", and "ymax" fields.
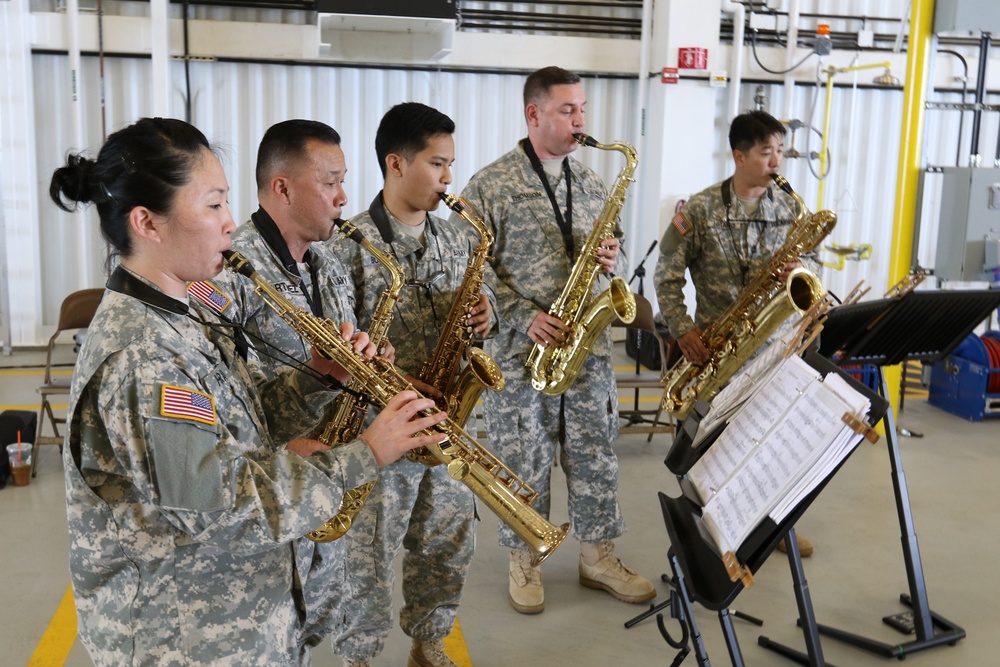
[
  {"xmin": 200, "ymin": 208, "xmax": 360, "ymax": 649},
  {"xmin": 654, "ymin": 178, "xmax": 819, "ymax": 340},
  {"xmin": 324, "ymin": 192, "xmax": 494, "ymax": 662},
  {"xmin": 65, "ymin": 267, "xmax": 377, "ymax": 667},
  {"xmin": 457, "ymin": 140, "xmax": 629, "ymax": 549}
]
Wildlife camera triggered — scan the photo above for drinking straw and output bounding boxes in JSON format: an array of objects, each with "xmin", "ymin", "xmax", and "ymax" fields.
[{"xmin": 16, "ymin": 430, "xmax": 22, "ymax": 464}]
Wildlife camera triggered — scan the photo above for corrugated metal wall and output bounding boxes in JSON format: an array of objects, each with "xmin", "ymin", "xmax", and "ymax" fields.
[{"xmin": 33, "ymin": 54, "xmax": 640, "ymax": 329}]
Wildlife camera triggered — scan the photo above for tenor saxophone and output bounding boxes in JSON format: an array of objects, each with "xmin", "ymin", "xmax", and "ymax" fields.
[
  {"xmin": 305, "ymin": 218, "xmax": 404, "ymax": 543},
  {"xmin": 660, "ymin": 174, "xmax": 837, "ymax": 422},
  {"xmin": 406, "ymin": 193, "xmax": 507, "ymax": 467},
  {"xmin": 526, "ymin": 133, "xmax": 638, "ymax": 396},
  {"xmin": 224, "ymin": 250, "xmax": 569, "ymax": 565}
]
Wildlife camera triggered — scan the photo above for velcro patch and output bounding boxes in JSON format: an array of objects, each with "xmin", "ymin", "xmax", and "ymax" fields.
[
  {"xmin": 160, "ymin": 384, "xmax": 217, "ymax": 426},
  {"xmin": 187, "ymin": 280, "xmax": 231, "ymax": 313},
  {"xmin": 671, "ymin": 210, "xmax": 692, "ymax": 236}
]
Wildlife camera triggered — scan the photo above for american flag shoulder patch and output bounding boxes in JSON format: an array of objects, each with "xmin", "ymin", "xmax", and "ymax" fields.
[
  {"xmin": 160, "ymin": 384, "xmax": 217, "ymax": 425},
  {"xmin": 671, "ymin": 210, "xmax": 692, "ymax": 236},
  {"xmin": 188, "ymin": 280, "xmax": 231, "ymax": 313}
]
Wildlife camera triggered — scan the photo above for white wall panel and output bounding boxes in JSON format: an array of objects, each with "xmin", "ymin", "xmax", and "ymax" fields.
[{"xmin": 29, "ymin": 54, "xmax": 638, "ymax": 339}]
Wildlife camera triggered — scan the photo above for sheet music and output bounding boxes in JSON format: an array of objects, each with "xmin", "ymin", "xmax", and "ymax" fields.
[
  {"xmin": 692, "ymin": 330, "xmax": 801, "ymax": 447},
  {"xmin": 688, "ymin": 355, "xmax": 821, "ymax": 504},
  {"xmin": 695, "ymin": 359, "xmax": 872, "ymax": 557}
]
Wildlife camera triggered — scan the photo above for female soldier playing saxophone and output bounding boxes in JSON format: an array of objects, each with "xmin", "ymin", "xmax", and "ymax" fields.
[{"xmin": 50, "ymin": 117, "xmax": 447, "ymax": 666}]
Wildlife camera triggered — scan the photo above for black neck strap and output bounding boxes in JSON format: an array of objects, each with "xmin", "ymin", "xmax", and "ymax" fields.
[
  {"xmin": 250, "ymin": 206, "xmax": 323, "ymax": 318},
  {"xmin": 107, "ymin": 266, "xmax": 249, "ymax": 359},
  {"xmin": 521, "ymin": 138, "xmax": 574, "ymax": 259}
]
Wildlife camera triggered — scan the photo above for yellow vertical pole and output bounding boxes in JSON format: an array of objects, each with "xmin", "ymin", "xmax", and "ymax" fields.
[{"xmin": 885, "ymin": 0, "xmax": 936, "ymax": 410}]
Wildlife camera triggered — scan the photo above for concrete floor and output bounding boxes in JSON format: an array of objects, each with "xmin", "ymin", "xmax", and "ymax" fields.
[{"xmin": 1, "ymin": 343, "xmax": 998, "ymax": 667}]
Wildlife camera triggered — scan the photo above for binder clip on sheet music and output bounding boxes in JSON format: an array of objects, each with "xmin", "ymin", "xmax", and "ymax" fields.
[{"xmin": 686, "ymin": 319, "xmax": 878, "ymax": 588}]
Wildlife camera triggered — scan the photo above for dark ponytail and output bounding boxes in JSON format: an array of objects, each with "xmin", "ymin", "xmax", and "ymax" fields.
[{"xmin": 48, "ymin": 117, "xmax": 212, "ymax": 258}]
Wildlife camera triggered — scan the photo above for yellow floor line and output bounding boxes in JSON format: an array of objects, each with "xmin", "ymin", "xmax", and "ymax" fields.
[
  {"xmin": 445, "ymin": 617, "xmax": 472, "ymax": 667},
  {"xmin": 0, "ymin": 404, "xmax": 64, "ymax": 411},
  {"xmin": 28, "ymin": 585, "xmax": 77, "ymax": 667}
]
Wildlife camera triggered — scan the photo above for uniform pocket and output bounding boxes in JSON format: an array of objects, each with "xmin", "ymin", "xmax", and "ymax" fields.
[{"xmin": 146, "ymin": 417, "xmax": 229, "ymax": 511}]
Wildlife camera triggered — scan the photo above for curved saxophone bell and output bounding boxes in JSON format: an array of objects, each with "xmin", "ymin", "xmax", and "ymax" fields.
[{"xmin": 660, "ymin": 174, "xmax": 837, "ymax": 422}]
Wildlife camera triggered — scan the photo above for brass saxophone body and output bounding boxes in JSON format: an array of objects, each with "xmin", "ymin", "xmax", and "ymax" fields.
[
  {"xmin": 526, "ymin": 133, "xmax": 638, "ymax": 396},
  {"xmin": 660, "ymin": 174, "xmax": 838, "ymax": 421},
  {"xmin": 306, "ymin": 218, "xmax": 404, "ymax": 543},
  {"xmin": 224, "ymin": 250, "xmax": 569, "ymax": 565},
  {"xmin": 421, "ymin": 193, "xmax": 505, "ymax": 427}
]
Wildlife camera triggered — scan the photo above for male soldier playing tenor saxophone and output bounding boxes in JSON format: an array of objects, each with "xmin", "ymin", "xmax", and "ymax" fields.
[
  {"xmin": 328, "ymin": 102, "xmax": 496, "ymax": 667},
  {"xmin": 653, "ymin": 110, "xmax": 821, "ymax": 557},
  {"xmin": 456, "ymin": 66, "xmax": 656, "ymax": 614}
]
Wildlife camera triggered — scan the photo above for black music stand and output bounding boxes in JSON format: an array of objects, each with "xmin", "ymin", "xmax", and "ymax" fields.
[
  {"xmin": 630, "ymin": 350, "xmax": 888, "ymax": 666},
  {"xmin": 810, "ymin": 289, "xmax": 1000, "ymax": 659},
  {"xmin": 621, "ymin": 240, "xmax": 662, "ymax": 429}
]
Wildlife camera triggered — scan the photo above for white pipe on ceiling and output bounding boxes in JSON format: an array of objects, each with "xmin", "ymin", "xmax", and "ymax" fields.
[{"xmin": 721, "ymin": 0, "xmax": 745, "ymax": 122}]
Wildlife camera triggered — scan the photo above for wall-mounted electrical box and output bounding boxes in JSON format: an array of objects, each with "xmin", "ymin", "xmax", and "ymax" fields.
[
  {"xmin": 934, "ymin": 0, "xmax": 1000, "ymax": 34},
  {"xmin": 933, "ymin": 168, "xmax": 1000, "ymax": 280}
]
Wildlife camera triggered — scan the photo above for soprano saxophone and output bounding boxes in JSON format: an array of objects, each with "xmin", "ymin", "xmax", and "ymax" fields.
[
  {"xmin": 224, "ymin": 250, "xmax": 569, "ymax": 566},
  {"xmin": 305, "ymin": 219, "xmax": 403, "ymax": 543},
  {"xmin": 406, "ymin": 193, "xmax": 506, "ymax": 467},
  {"xmin": 660, "ymin": 174, "xmax": 837, "ymax": 422},
  {"xmin": 526, "ymin": 133, "xmax": 638, "ymax": 395}
]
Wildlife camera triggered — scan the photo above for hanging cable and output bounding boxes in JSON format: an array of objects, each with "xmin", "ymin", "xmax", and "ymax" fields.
[
  {"xmin": 937, "ymin": 49, "xmax": 969, "ymax": 167},
  {"xmin": 750, "ymin": 28, "xmax": 815, "ymax": 75},
  {"xmin": 183, "ymin": 0, "xmax": 193, "ymax": 123}
]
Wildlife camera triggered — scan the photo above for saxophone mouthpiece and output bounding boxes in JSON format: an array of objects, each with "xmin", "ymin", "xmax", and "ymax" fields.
[
  {"xmin": 334, "ymin": 218, "xmax": 365, "ymax": 246},
  {"xmin": 574, "ymin": 133, "xmax": 598, "ymax": 148},
  {"xmin": 770, "ymin": 173, "xmax": 794, "ymax": 195},
  {"xmin": 223, "ymin": 250, "xmax": 256, "ymax": 278},
  {"xmin": 440, "ymin": 193, "xmax": 473, "ymax": 215}
]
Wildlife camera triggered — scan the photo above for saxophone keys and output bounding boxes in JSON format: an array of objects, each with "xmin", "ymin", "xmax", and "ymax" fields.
[{"xmin": 447, "ymin": 458, "xmax": 471, "ymax": 480}]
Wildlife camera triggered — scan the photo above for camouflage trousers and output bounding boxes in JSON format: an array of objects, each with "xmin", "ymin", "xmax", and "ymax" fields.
[
  {"xmin": 294, "ymin": 537, "xmax": 347, "ymax": 653},
  {"xmin": 331, "ymin": 456, "xmax": 475, "ymax": 662},
  {"xmin": 483, "ymin": 352, "xmax": 627, "ymax": 548}
]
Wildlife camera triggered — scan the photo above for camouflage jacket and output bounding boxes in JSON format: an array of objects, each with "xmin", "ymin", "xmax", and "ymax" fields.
[
  {"xmin": 64, "ymin": 267, "xmax": 377, "ymax": 666},
  {"xmin": 456, "ymin": 141, "xmax": 628, "ymax": 365},
  {"xmin": 209, "ymin": 208, "xmax": 358, "ymax": 381},
  {"xmin": 654, "ymin": 178, "xmax": 818, "ymax": 339},
  {"xmin": 330, "ymin": 192, "xmax": 497, "ymax": 378}
]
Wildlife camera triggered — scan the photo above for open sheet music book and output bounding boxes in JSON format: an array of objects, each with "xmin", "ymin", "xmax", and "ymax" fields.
[{"xmin": 686, "ymin": 351, "xmax": 872, "ymax": 562}]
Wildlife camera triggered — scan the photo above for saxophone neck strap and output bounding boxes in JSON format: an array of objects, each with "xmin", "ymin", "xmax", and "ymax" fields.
[
  {"xmin": 521, "ymin": 138, "xmax": 574, "ymax": 259},
  {"xmin": 107, "ymin": 265, "xmax": 250, "ymax": 360},
  {"xmin": 250, "ymin": 206, "xmax": 323, "ymax": 318}
]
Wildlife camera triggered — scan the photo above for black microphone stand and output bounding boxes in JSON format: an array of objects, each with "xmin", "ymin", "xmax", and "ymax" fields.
[{"xmin": 625, "ymin": 240, "xmax": 657, "ymax": 426}]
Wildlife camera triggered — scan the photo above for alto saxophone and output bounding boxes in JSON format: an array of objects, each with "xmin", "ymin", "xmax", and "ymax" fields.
[
  {"xmin": 406, "ymin": 193, "xmax": 507, "ymax": 466},
  {"xmin": 660, "ymin": 174, "xmax": 838, "ymax": 422},
  {"xmin": 224, "ymin": 250, "xmax": 569, "ymax": 566},
  {"xmin": 306, "ymin": 218, "xmax": 404, "ymax": 543},
  {"xmin": 422, "ymin": 193, "xmax": 505, "ymax": 425},
  {"xmin": 526, "ymin": 133, "xmax": 638, "ymax": 395}
]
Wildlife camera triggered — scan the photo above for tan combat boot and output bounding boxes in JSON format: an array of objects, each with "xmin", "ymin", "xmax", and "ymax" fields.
[
  {"xmin": 508, "ymin": 548, "xmax": 544, "ymax": 614},
  {"xmin": 777, "ymin": 533, "xmax": 814, "ymax": 557},
  {"xmin": 579, "ymin": 541, "xmax": 656, "ymax": 603},
  {"xmin": 407, "ymin": 638, "xmax": 458, "ymax": 667}
]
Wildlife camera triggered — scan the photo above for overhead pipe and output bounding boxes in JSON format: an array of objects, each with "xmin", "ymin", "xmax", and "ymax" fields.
[
  {"xmin": 721, "ymin": 0, "xmax": 745, "ymax": 122},
  {"xmin": 783, "ymin": 0, "xmax": 801, "ymax": 122}
]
